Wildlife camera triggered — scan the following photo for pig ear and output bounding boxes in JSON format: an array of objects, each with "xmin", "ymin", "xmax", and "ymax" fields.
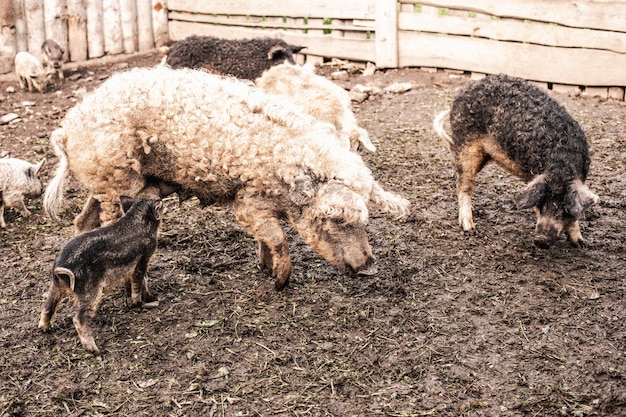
[
  {"xmin": 152, "ymin": 200, "xmax": 163, "ymax": 220},
  {"xmin": 29, "ymin": 158, "xmax": 46, "ymax": 176},
  {"xmin": 515, "ymin": 174, "xmax": 547, "ymax": 209},
  {"xmin": 35, "ymin": 158, "xmax": 45, "ymax": 174},
  {"xmin": 267, "ymin": 45, "xmax": 289, "ymax": 60},
  {"xmin": 564, "ymin": 180, "xmax": 599, "ymax": 217},
  {"xmin": 119, "ymin": 196, "xmax": 134, "ymax": 213}
]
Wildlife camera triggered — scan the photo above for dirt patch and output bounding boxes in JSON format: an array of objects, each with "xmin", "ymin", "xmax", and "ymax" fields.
[{"xmin": 1, "ymin": 51, "xmax": 625, "ymax": 416}]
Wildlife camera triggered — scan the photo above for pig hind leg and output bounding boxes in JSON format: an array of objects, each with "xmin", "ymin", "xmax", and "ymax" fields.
[
  {"xmin": 73, "ymin": 291, "xmax": 104, "ymax": 354},
  {"xmin": 38, "ymin": 283, "xmax": 67, "ymax": 331},
  {"xmin": 454, "ymin": 139, "xmax": 490, "ymax": 231}
]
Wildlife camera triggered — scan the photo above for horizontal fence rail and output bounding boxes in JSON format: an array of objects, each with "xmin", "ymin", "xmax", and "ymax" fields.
[{"xmin": 1, "ymin": 0, "xmax": 624, "ymax": 98}]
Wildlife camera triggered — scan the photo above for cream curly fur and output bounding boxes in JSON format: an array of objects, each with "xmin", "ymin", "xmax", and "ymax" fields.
[
  {"xmin": 255, "ymin": 63, "xmax": 376, "ymax": 152},
  {"xmin": 44, "ymin": 66, "xmax": 409, "ymax": 287}
]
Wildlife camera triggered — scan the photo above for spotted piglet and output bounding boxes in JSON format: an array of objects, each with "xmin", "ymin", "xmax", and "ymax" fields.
[
  {"xmin": 434, "ymin": 73, "xmax": 598, "ymax": 248},
  {"xmin": 38, "ymin": 197, "xmax": 163, "ymax": 354}
]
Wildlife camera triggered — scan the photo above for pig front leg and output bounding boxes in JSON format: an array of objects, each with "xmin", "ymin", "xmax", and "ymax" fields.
[
  {"xmin": 3, "ymin": 190, "xmax": 32, "ymax": 219},
  {"xmin": 129, "ymin": 259, "xmax": 158, "ymax": 308},
  {"xmin": 233, "ymin": 189, "xmax": 292, "ymax": 290},
  {"xmin": 565, "ymin": 219, "xmax": 586, "ymax": 248}
]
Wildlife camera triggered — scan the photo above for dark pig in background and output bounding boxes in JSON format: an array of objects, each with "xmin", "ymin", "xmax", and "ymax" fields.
[
  {"xmin": 41, "ymin": 39, "xmax": 65, "ymax": 84},
  {"xmin": 38, "ymin": 197, "xmax": 163, "ymax": 354},
  {"xmin": 434, "ymin": 73, "xmax": 598, "ymax": 248},
  {"xmin": 164, "ymin": 35, "xmax": 306, "ymax": 80}
]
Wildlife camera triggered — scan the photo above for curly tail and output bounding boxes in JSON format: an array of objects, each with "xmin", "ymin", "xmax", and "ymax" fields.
[
  {"xmin": 433, "ymin": 109, "xmax": 453, "ymax": 148},
  {"xmin": 43, "ymin": 128, "xmax": 70, "ymax": 225},
  {"xmin": 370, "ymin": 182, "xmax": 411, "ymax": 219}
]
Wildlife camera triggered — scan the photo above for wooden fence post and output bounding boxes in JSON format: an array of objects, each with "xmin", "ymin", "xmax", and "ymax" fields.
[
  {"xmin": 376, "ymin": 0, "xmax": 398, "ymax": 68},
  {"xmin": 0, "ymin": 0, "xmax": 16, "ymax": 73},
  {"xmin": 152, "ymin": 0, "xmax": 168, "ymax": 47},
  {"xmin": 120, "ymin": 0, "xmax": 137, "ymax": 53},
  {"xmin": 13, "ymin": 0, "xmax": 26, "ymax": 52},
  {"xmin": 24, "ymin": 0, "xmax": 45, "ymax": 54},
  {"xmin": 67, "ymin": 0, "xmax": 88, "ymax": 61},
  {"xmin": 45, "ymin": 0, "xmax": 68, "ymax": 60},
  {"xmin": 103, "ymin": 0, "xmax": 124, "ymax": 54},
  {"xmin": 86, "ymin": 0, "xmax": 104, "ymax": 58},
  {"xmin": 136, "ymin": 0, "xmax": 154, "ymax": 51}
]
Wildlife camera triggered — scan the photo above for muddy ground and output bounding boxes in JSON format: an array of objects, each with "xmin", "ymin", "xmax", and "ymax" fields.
[{"xmin": 0, "ymin": 51, "xmax": 624, "ymax": 417}]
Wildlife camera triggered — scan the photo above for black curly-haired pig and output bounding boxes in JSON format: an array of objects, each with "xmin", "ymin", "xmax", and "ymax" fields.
[
  {"xmin": 38, "ymin": 197, "xmax": 163, "ymax": 354},
  {"xmin": 434, "ymin": 73, "xmax": 598, "ymax": 248}
]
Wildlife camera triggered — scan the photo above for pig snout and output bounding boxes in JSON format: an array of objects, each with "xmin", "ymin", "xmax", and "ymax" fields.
[
  {"xmin": 343, "ymin": 249, "xmax": 377, "ymax": 277},
  {"xmin": 355, "ymin": 257, "xmax": 378, "ymax": 276},
  {"xmin": 533, "ymin": 216, "xmax": 562, "ymax": 249}
]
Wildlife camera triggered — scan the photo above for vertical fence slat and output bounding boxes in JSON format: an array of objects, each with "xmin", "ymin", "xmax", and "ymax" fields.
[
  {"xmin": 136, "ymin": 0, "xmax": 154, "ymax": 51},
  {"xmin": 24, "ymin": 0, "xmax": 45, "ymax": 54},
  {"xmin": 120, "ymin": 0, "xmax": 138, "ymax": 53},
  {"xmin": 151, "ymin": 0, "xmax": 168, "ymax": 47},
  {"xmin": 13, "ymin": 0, "xmax": 26, "ymax": 52},
  {"xmin": 103, "ymin": 0, "xmax": 124, "ymax": 54},
  {"xmin": 376, "ymin": 0, "xmax": 398, "ymax": 67},
  {"xmin": 67, "ymin": 0, "xmax": 87, "ymax": 61},
  {"xmin": 44, "ymin": 0, "xmax": 68, "ymax": 60},
  {"xmin": 0, "ymin": 0, "xmax": 16, "ymax": 73},
  {"xmin": 86, "ymin": 0, "xmax": 104, "ymax": 58}
]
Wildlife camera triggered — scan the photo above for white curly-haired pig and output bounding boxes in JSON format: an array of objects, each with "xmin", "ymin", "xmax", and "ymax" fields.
[
  {"xmin": 44, "ymin": 66, "xmax": 409, "ymax": 289},
  {"xmin": 255, "ymin": 63, "xmax": 376, "ymax": 152},
  {"xmin": 0, "ymin": 157, "xmax": 46, "ymax": 227}
]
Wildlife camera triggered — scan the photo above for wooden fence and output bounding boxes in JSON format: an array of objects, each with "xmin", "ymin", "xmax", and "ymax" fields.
[
  {"xmin": 0, "ymin": 0, "xmax": 168, "ymax": 74},
  {"xmin": 167, "ymin": 0, "xmax": 626, "ymax": 99},
  {"xmin": 1, "ymin": 0, "xmax": 625, "ymax": 99}
]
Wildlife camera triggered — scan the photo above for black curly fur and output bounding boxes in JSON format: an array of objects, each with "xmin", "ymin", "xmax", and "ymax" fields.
[
  {"xmin": 450, "ymin": 74, "xmax": 590, "ymax": 188},
  {"xmin": 165, "ymin": 35, "xmax": 305, "ymax": 80},
  {"xmin": 445, "ymin": 73, "xmax": 597, "ymax": 247}
]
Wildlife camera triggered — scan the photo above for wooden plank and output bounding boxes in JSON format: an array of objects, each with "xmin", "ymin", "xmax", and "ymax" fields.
[
  {"xmin": 399, "ymin": 11, "xmax": 626, "ymax": 54},
  {"xmin": 168, "ymin": 11, "xmax": 373, "ymax": 32},
  {"xmin": 397, "ymin": 31, "xmax": 626, "ymax": 86},
  {"xmin": 24, "ymin": 0, "xmax": 45, "ymax": 54},
  {"xmin": 67, "ymin": 0, "xmax": 88, "ymax": 61},
  {"xmin": 168, "ymin": 0, "xmax": 376, "ymax": 20},
  {"xmin": 400, "ymin": 0, "xmax": 626, "ymax": 33},
  {"xmin": 0, "ymin": 0, "xmax": 16, "ymax": 73},
  {"xmin": 376, "ymin": 0, "xmax": 398, "ymax": 67},
  {"xmin": 168, "ymin": 20, "xmax": 376, "ymax": 62}
]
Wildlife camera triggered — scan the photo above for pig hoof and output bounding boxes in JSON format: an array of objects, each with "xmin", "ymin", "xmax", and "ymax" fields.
[
  {"xmin": 569, "ymin": 239, "xmax": 586, "ymax": 249},
  {"xmin": 533, "ymin": 235, "xmax": 551, "ymax": 249},
  {"xmin": 274, "ymin": 278, "xmax": 289, "ymax": 291},
  {"xmin": 143, "ymin": 300, "xmax": 159, "ymax": 308}
]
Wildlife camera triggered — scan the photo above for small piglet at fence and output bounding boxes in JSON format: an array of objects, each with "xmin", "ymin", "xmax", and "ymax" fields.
[
  {"xmin": 434, "ymin": 73, "xmax": 598, "ymax": 248},
  {"xmin": 41, "ymin": 39, "xmax": 65, "ymax": 83},
  {"xmin": 38, "ymin": 197, "xmax": 163, "ymax": 354},
  {"xmin": 0, "ymin": 157, "xmax": 45, "ymax": 227},
  {"xmin": 14, "ymin": 51, "xmax": 51, "ymax": 93}
]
